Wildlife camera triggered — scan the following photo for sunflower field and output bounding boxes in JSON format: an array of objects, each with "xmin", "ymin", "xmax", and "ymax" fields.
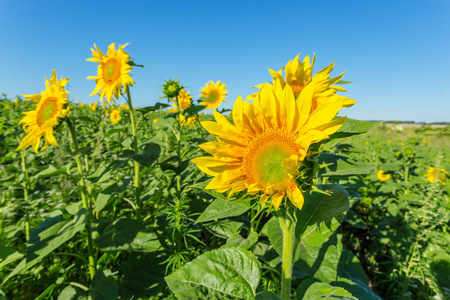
[{"xmin": 0, "ymin": 45, "xmax": 449, "ymax": 300}]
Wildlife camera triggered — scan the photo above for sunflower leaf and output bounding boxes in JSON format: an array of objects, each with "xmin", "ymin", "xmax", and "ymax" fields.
[{"xmin": 165, "ymin": 248, "xmax": 260, "ymax": 300}]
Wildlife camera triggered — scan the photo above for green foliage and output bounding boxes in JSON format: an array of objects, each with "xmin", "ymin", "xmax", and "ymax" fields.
[{"xmin": 165, "ymin": 247, "xmax": 261, "ymax": 299}]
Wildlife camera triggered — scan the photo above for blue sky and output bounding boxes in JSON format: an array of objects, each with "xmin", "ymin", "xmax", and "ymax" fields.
[{"xmin": 1, "ymin": 0, "xmax": 449, "ymax": 122}]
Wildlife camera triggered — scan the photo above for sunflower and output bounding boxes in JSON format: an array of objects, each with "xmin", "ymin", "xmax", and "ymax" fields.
[
  {"xmin": 110, "ymin": 108, "xmax": 121, "ymax": 124},
  {"xmin": 87, "ymin": 43, "xmax": 135, "ymax": 104},
  {"xmin": 248, "ymin": 54, "xmax": 356, "ymax": 113},
  {"xmin": 178, "ymin": 89, "xmax": 193, "ymax": 111},
  {"xmin": 377, "ymin": 170, "xmax": 391, "ymax": 181},
  {"xmin": 16, "ymin": 70, "xmax": 70, "ymax": 153},
  {"xmin": 192, "ymin": 83, "xmax": 346, "ymax": 210},
  {"xmin": 89, "ymin": 102, "xmax": 98, "ymax": 111},
  {"xmin": 199, "ymin": 81, "xmax": 227, "ymax": 110},
  {"xmin": 425, "ymin": 167, "xmax": 449, "ymax": 185},
  {"xmin": 179, "ymin": 114, "xmax": 198, "ymax": 127},
  {"xmin": 121, "ymin": 103, "xmax": 129, "ymax": 110}
]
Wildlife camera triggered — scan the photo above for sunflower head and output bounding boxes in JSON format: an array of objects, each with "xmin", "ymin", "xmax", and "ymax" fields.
[
  {"xmin": 425, "ymin": 167, "xmax": 449, "ymax": 185},
  {"xmin": 248, "ymin": 54, "xmax": 356, "ymax": 113},
  {"xmin": 178, "ymin": 89, "xmax": 193, "ymax": 111},
  {"xmin": 199, "ymin": 81, "xmax": 227, "ymax": 110},
  {"xmin": 377, "ymin": 170, "xmax": 391, "ymax": 181},
  {"xmin": 87, "ymin": 43, "xmax": 135, "ymax": 105},
  {"xmin": 192, "ymin": 82, "xmax": 347, "ymax": 210},
  {"xmin": 163, "ymin": 79, "xmax": 183, "ymax": 99},
  {"xmin": 16, "ymin": 70, "xmax": 70, "ymax": 153},
  {"xmin": 89, "ymin": 102, "xmax": 98, "ymax": 111},
  {"xmin": 110, "ymin": 108, "xmax": 121, "ymax": 124},
  {"xmin": 121, "ymin": 103, "xmax": 129, "ymax": 110}
]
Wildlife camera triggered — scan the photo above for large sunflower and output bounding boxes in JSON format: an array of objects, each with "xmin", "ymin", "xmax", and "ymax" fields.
[
  {"xmin": 87, "ymin": 43, "xmax": 135, "ymax": 104},
  {"xmin": 16, "ymin": 70, "xmax": 70, "ymax": 153},
  {"xmin": 199, "ymin": 81, "xmax": 227, "ymax": 110},
  {"xmin": 192, "ymin": 83, "xmax": 346, "ymax": 210},
  {"xmin": 248, "ymin": 54, "xmax": 356, "ymax": 113}
]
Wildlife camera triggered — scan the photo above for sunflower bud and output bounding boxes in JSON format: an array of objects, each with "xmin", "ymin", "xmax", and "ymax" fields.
[{"xmin": 163, "ymin": 79, "xmax": 182, "ymax": 100}]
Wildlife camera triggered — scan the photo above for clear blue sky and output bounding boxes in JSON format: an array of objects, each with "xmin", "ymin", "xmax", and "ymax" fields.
[{"xmin": 1, "ymin": 0, "xmax": 449, "ymax": 122}]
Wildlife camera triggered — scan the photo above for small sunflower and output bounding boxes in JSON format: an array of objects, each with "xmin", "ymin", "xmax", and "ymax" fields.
[
  {"xmin": 199, "ymin": 81, "xmax": 227, "ymax": 110},
  {"xmin": 179, "ymin": 114, "xmax": 198, "ymax": 127},
  {"xmin": 163, "ymin": 79, "xmax": 183, "ymax": 100},
  {"xmin": 87, "ymin": 43, "xmax": 135, "ymax": 104},
  {"xmin": 248, "ymin": 54, "xmax": 356, "ymax": 113},
  {"xmin": 110, "ymin": 108, "xmax": 121, "ymax": 124},
  {"xmin": 121, "ymin": 103, "xmax": 129, "ymax": 110},
  {"xmin": 16, "ymin": 70, "xmax": 70, "ymax": 153},
  {"xmin": 89, "ymin": 102, "xmax": 98, "ymax": 111},
  {"xmin": 178, "ymin": 89, "xmax": 193, "ymax": 111},
  {"xmin": 192, "ymin": 82, "xmax": 346, "ymax": 210},
  {"xmin": 425, "ymin": 167, "xmax": 449, "ymax": 185},
  {"xmin": 377, "ymin": 170, "xmax": 391, "ymax": 181}
]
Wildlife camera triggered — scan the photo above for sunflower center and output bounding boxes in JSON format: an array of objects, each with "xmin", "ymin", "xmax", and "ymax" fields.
[
  {"xmin": 207, "ymin": 91, "xmax": 218, "ymax": 102},
  {"xmin": 290, "ymin": 84, "xmax": 304, "ymax": 96},
  {"xmin": 103, "ymin": 59, "xmax": 121, "ymax": 84},
  {"xmin": 243, "ymin": 129, "xmax": 300, "ymax": 185},
  {"xmin": 37, "ymin": 97, "xmax": 58, "ymax": 126}
]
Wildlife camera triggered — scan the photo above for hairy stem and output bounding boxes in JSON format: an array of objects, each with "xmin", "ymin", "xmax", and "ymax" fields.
[{"xmin": 66, "ymin": 118, "xmax": 96, "ymax": 279}]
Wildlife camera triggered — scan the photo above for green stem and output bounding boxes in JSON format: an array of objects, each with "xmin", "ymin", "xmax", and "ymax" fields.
[
  {"xmin": 126, "ymin": 89, "xmax": 141, "ymax": 221},
  {"xmin": 175, "ymin": 96, "xmax": 183, "ymax": 199},
  {"xmin": 20, "ymin": 149, "xmax": 30, "ymax": 242},
  {"xmin": 278, "ymin": 209, "xmax": 295, "ymax": 300},
  {"xmin": 66, "ymin": 118, "xmax": 96, "ymax": 280}
]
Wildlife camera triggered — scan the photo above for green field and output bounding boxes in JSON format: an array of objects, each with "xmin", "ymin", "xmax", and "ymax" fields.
[{"xmin": 1, "ymin": 94, "xmax": 449, "ymax": 300}]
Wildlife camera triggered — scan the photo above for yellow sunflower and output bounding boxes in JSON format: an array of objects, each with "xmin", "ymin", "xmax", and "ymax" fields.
[
  {"xmin": 121, "ymin": 103, "xmax": 129, "ymax": 110},
  {"xmin": 178, "ymin": 89, "xmax": 193, "ymax": 111},
  {"xmin": 248, "ymin": 54, "xmax": 356, "ymax": 113},
  {"xmin": 110, "ymin": 109, "xmax": 121, "ymax": 124},
  {"xmin": 89, "ymin": 102, "xmax": 98, "ymax": 111},
  {"xmin": 179, "ymin": 114, "xmax": 198, "ymax": 127},
  {"xmin": 192, "ymin": 82, "xmax": 346, "ymax": 210},
  {"xmin": 425, "ymin": 167, "xmax": 449, "ymax": 185},
  {"xmin": 199, "ymin": 81, "xmax": 227, "ymax": 110},
  {"xmin": 87, "ymin": 43, "xmax": 135, "ymax": 104},
  {"xmin": 377, "ymin": 170, "xmax": 391, "ymax": 181},
  {"xmin": 16, "ymin": 70, "xmax": 70, "ymax": 153}
]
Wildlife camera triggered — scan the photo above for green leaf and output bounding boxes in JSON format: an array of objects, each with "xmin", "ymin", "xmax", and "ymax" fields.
[
  {"xmin": 33, "ymin": 165, "xmax": 68, "ymax": 178},
  {"xmin": 165, "ymin": 247, "xmax": 261, "ymax": 299},
  {"xmin": 86, "ymin": 162, "xmax": 111, "ymax": 184},
  {"xmin": 333, "ymin": 278, "xmax": 382, "ymax": 300},
  {"xmin": 58, "ymin": 269, "xmax": 118, "ymax": 300},
  {"xmin": 127, "ymin": 60, "xmax": 144, "ymax": 68},
  {"xmin": 204, "ymin": 219, "xmax": 244, "ymax": 239},
  {"xmin": 196, "ymin": 197, "xmax": 250, "ymax": 223},
  {"xmin": 89, "ymin": 269, "xmax": 118, "ymax": 300},
  {"xmin": 118, "ymin": 253, "xmax": 166, "ymax": 298},
  {"xmin": 225, "ymin": 232, "xmax": 259, "ymax": 250},
  {"xmin": 137, "ymin": 102, "xmax": 170, "ymax": 114},
  {"xmin": 255, "ymin": 290, "xmax": 283, "ymax": 299},
  {"xmin": 330, "ymin": 118, "xmax": 381, "ymax": 139},
  {"xmin": 301, "ymin": 282, "xmax": 356, "ymax": 299},
  {"xmin": 95, "ymin": 218, "xmax": 161, "ymax": 252},
  {"xmin": 6, "ymin": 209, "xmax": 86, "ymax": 282},
  {"xmin": 317, "ymin": 154, "xmax": 374, "ymax": 177},
  {"xmin": 183, "ymin": 105, "xmax": 206, "ymax": 117},
  {"xmin": 96, "ymin": 178, "xmax": 132, "ymax": 212},
  {"xmin": 0, "ymin": 244, "xmax": 23, "ymax": 268},
  {"xmin": 294, "ymin": 232, "xmax": 342, "ymax": 283},
  {"xmin": 296, "ymin": 185, "xmax": 349, "ymax": 245},
  {"xmin": 121, "ymin": 143, "xmax": 161, "ymax": 167},
  {"xmin": 337, "ymin": 249, "xmax": 369, "ymax": 285}
]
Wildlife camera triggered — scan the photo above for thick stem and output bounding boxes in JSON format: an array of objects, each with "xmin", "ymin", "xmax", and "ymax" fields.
[
  {"xmin": 66, "ymin": 118, "xmax": 96, "ymax": 279},
  {"xmin": 20, "ymin": 149, "xmax": 30, "ymax": 242},
  {"xmin": 126, "ymin": 89, "xmax": 141, "ymax": 220},
  {"xmin": 279, "ymin": 210, "xmax": 295, "ymax": 300},
  {"xmin": 175, "ymin": 96, "xmax": 183, "ymax": 199}
]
